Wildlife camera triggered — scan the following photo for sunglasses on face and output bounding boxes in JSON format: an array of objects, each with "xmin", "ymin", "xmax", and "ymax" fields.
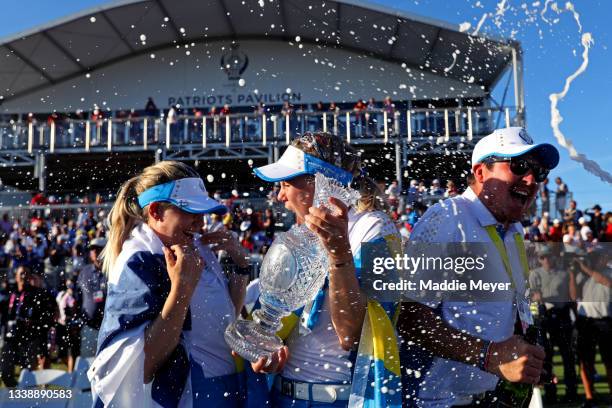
[{"xmin": 484, "ymin": 157, "xmax": 550, "ymax": 182}]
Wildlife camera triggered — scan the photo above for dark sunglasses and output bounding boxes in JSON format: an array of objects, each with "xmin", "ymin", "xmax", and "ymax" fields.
[{"xmin": 484, "ymin": 157, "xmax": 550, "ymax": 182}]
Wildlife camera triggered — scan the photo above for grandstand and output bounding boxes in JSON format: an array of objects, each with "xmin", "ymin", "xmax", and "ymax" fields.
[{"xmin": 0, "ymin": 0, "xmax": 524, "ymax": 197}]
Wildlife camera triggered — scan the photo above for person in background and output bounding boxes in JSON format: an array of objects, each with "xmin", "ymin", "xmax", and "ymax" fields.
[
  {"xmin": 144, "ymin": 97, "xmax": 158, "ymax": 116},
  {"xmin": 406, "ymin": 179, "xmax": 419, "ymax": 206},
  {"xmin": 405, "ymin": 204, "xmax": 420, "ymax": 231},
  {"xmin": 572, "ymin": 248, "xmax": 612, "ymax": 407},
  {"xmin": 555, "ymin": 177, "xmax": 569, "ymax": 217},
  {"xmin": 529, "ymin": 246, "xmax": 577, "ymax": 403},
  {"xmin": 56, "ymin": 278, "xmax": 82, "ymax": 372},
  {"xmin": 0, "ymin": 214, "xmax": 12, "ymax": 236},
  {"xmin": 76, "ymin": 237, "xmax": 107, "ymax": 358},
  {"xmin": 549, "ymin": 218, "xmax": 563, "ymax": 242},
  {"xmin": 0, "ymin": 266, "xmax": 57, "ymax": 386},
  {"xmin": 262, "ymin": 208, "xmax": 276, "ymax": 244},
  {"xmin": 563, "ymin": 200, "xmax": 583, "ymax": 226},
  {"xmin": 365, "ymin": 97, "xmax": 378, "ymax": 137},
  {"xmin": 527, "ymin": 216, "xmax": 543, "ymax": 242},
  {"xmin": 445, "ymin": 180, "xmax": 458, "ymax": 198},
  {"xmin": 386, "ymin": 180, "xmax": 400, "ymax": 208},
  {"xmin": 329, "ymin": 101, "xmax": 339, "ymax": 115},
  {"xmin": 539, "ymin": 177, "xmax": 550, "ymax": 217},
  {"xmin": 44, "ymin": 234, "xmax": 70, "ymax": 293},
  {"xmin": 538, "ymin": 215, "xmax": 550, "ymax": 241},
  {"xmin": 353, "ymin": 99, "xmax": 366, "ymax": 137},
  {"xmin": 429, "ymin": 178, "xmax": 444, "ymax": 199},
  {"xmin": 605, "ymin": 212, "xmax": 612, "ymax": 242},
  {"xmin": 586, "ymin": 204, "xmax": 605, "ymax": 241},
  {"xmin": 266, "ymin": 184, "xmax": 280, "ymax": 204},
  {"xmin": 563, "ymin": 222, "xmax": 581, "ymax": 249}
]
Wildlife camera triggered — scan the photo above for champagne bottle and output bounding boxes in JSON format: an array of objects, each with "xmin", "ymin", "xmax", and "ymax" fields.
[{"xmin": 487, "ymin": 305, "xmax": 549, "ymax": 407}]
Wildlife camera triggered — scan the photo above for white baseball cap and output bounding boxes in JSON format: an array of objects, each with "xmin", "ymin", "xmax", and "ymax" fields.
[
  {"xmin": 90, "ymin": 237, "xmax": 107, "ymax": 248},
  {"xmin": 137, "ymin": 177, "xmax": 227, "ymax": 214},
  {"xmin": 471, "ymin": 127, "xmax": 559, "ymax": 169},
  {"xmin": 254, "ymin": 145, "xmax": 353, "ymax": 185}
]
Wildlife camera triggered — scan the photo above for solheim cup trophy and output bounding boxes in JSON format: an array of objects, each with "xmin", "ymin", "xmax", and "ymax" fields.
[{"xmin": 224, "ymin": 173, "xmax": 360, "ymax": 362}]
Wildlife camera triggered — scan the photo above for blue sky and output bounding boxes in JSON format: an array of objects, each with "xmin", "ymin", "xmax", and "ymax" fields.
[{"xmin": 1, "ymin": 0, "xmax": 610, "ymax": 211}]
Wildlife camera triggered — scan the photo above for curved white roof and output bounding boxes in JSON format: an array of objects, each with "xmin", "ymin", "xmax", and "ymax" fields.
[{"xmin": 0, "ymin": 0, "xmax": 518, "ymax": 104}]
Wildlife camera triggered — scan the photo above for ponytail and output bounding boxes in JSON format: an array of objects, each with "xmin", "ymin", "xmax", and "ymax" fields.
[
  {"xmin": 353, "ymin": 175, "xmax": 389, "ymax": 214},
  {"xmin": 100, "ymin": 161, "xmax": 199, "ymax": 275},
  {"xmin": 101, "ymin": 176, "xmax": 143, "ymax": 274}
]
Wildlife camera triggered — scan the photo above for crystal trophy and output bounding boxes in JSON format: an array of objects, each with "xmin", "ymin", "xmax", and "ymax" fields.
[{"xmin": 224, "ymin": 173, "xmax": 360, "ymax": 362}]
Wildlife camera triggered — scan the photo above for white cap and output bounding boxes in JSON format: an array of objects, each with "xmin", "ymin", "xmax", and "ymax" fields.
[
  {"xmin": 254, "ymin": 145, "xmax": 353, "ymax": 185},
  {"xmin": 137, "ymin": 177, "xmax": 227, "ymax": 215},
  {"xmin": 90, "ymin": 237, "xmax": 107, "ymax": 248},
  {"xmin": 472, "ymin": 127, "xmax": 559, "ymax": 169},
  {"xmin": 580, "ymin": 226, "xmax": 592, "ymax": 241}
]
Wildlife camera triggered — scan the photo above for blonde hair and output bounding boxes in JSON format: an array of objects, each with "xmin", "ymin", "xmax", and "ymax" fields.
[
  {"xmin": 291, "ymin": 132, "xmax": 387, "ymax": 213},
  {"xmin": 101, "ymin": 161, "xmax": 199, "ymax": 274}
]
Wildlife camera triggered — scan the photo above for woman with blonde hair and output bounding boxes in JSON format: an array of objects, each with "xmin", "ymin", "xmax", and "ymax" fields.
[{"xmin": 89, "ymin": 161, "xmax": 250, "ymax": 407}]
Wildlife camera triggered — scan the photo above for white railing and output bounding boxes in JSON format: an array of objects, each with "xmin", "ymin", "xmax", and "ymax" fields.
[{"xmin": 0, "ymin": 106, "xmax": 518, "ymax": 152}]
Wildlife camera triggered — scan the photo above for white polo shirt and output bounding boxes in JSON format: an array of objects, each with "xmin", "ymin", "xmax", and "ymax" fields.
[
  {"xmin": 405, "ymin": 187, "xmax": 527, "ymax": 407},
  {"xmin": 283, "ymin": 209, "xmax": 400, "ymax": 383},
  {"xmin": 189, "ymin": 242, "xmax": 238, "ymax": 378},
  {"xmin": 576, "ymin": 266, "xmax": 612, "ymax": 319}
]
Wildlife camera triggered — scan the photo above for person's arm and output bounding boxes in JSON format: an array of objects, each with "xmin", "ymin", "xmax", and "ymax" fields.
[
  {"xmin": 305, "ymin": 198, "xmax": 367, "ymax": 350},
  {"xmin": 143, "ymin": 244, "xmax": 202, "ymax": 384},
  {"xmin": 228, "ymin": 274, "xmax": 249, "ymax": 316},
  {"xmin": 569, "ymin": 270, "xmax": 578, "ymax": 302},
  {"xmin": 397, "ymin": 302, "xmax": 545, "ymax": 384},
  {"xmin": 528, "ymin": 271, "xmax": 542, "ymax": 303},
  {"xmin": 200, "ymin": 229, "xmax": 250, "ymax": 314},
  {"xmin": 576, "ymin": 260, "xmax": 612, "ymax": 288},
  {"xmin": 262, "ymin": 217, "xmax": 271, "ymax": 229}
]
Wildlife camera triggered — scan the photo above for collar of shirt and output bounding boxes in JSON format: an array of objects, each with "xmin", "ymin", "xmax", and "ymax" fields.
[
  {"xmin": 462, "ymin": 187, "xmax": 523, "ymax": 236},
  {"xmin": 130, "ymin": 223, "xmax": 165, "ymax": 255}
]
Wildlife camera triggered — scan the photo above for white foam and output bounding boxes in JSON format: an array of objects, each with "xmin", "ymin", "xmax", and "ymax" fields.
[{"xmin": 549, "ymin": 32, "xmax": 612, "ymax": 184}]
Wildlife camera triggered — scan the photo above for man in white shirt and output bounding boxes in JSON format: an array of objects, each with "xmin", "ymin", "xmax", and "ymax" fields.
[
  {"xmin": 572, "ymin": 248, "xmax": 612, "ymax": 407},
  {"xmin": 398, "ymin": 127, "xmax": 559, "ymax": 407}
]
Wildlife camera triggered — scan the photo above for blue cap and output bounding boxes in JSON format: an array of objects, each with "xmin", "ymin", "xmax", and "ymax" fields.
[{"xmin": 137, "ymin": 177, "xmax": 227, "ymax": 214}]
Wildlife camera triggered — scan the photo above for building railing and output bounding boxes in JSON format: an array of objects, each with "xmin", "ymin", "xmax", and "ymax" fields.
[
  {"xmin": 0, "ymin": 106, "xmax": 519, "ymax": 152},
  {"xmin": 0, "ymin": 197, "xmax": 280, "ymax": 224}
]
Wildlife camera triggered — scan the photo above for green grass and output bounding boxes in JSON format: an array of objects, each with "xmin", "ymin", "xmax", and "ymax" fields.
[{"xmin": 545, "ymin": 349, "xmax": 610, "ymax": 407}]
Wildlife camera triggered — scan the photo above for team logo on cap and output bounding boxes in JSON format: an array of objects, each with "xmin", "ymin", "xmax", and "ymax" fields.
[{"xmin": 519, "ymin": 128, "xmax": 533, "ymax": 144}]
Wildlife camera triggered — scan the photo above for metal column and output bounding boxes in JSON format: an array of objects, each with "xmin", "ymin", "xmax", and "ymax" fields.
[
  {"xmin": 37, "ymin": 153, "xmax": 46, "ymax": 192},
  {"xmin": 395, "ymin": 142, "xmax": 402, "ymax": 192},
  {"xmin": 512, "ymin": 46, "xmax": 526, "ymax": 127}
]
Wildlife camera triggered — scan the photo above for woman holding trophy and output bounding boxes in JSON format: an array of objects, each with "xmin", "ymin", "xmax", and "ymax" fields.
[
  {"xmin": 88, "ymin": 161, "xmax": 250, "ymax": 408},
  {"xmin": 240, "ymin": 132, "xmax": 403, "ymax": 407}
]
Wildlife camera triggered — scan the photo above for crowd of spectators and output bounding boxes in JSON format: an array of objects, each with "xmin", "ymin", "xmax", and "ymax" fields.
[{"xmin": 0, "ymin": 178, "xmax": 610, "ymax": 402}]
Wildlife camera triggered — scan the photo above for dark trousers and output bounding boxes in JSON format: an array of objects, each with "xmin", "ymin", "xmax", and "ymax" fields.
[
  {"xmin": 541, "ymin": 307, "xmax": 577, "ymax": 398},
  {"xmin": 0, "ymin": 337, "xmax": 42, "ymax": 387}
]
